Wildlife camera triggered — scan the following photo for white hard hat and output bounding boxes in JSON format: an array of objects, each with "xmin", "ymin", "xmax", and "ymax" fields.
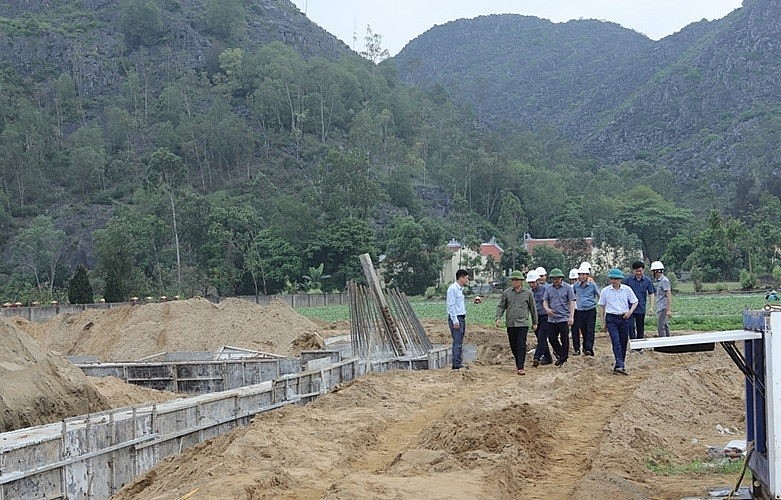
[
  {"xmin": 535, "ymin": 267, "xmax": 547, "ymax": 276},
  {"xmin": 525, "ymin": 270, "xmax": 540, "ymax": 282},
  {"xmin": 577, "ymin": 265, "xmax": 591, "ymax": 274},
  {"xmin": 650, "ymin": 261, "xmax": 664, "ymax": 271},
  {"xmin": 569, "ymin": 268, "xmax": 579, "ymax": 279},
  {"xmin": 579, "ymin": 261, "xmax": 591, "ymax": 270}
]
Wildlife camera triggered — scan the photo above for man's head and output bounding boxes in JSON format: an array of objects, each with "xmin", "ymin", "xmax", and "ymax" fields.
[
  {"xmin": 548, "ymin": 268, "xmax": 565, "ymax": 285},
  {"xmin": 509, "ymin": 270, "xmax": 524, "ymax": 289},
  {"xmin": 650, "ymin": 261, "xmax": 665, "ymax": 276},
  {"xmin": 568, "ymin": 268, "xmax": 578, "ymax": 283},
  {"xmin": 526, "ymin": 270, "xmax": 539, "ymax": 288},
  {"xmin": 535, "ymin": 267, "xmax": 547, "ymax": 283},
  {"xmin": 631, "ymin": 261, "xmax": 645, "ymax": 278},
  {"xmin": 607, "ymin": 268, "xmax": 624, "ymax": 286},
  {"xmin": 577, "ymin": 264, "xmax": 590, "ymax": 282},
  {"xmin": 455, "ymin": 269, "xmax": 469, "ymax": 285}
]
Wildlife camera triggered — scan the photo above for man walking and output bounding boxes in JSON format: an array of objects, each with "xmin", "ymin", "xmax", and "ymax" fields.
[
  {"xmin": 543, "ymin": 268, "xmax": 576, "ymax": 367},
  {"xmin": 651, "ymin": 261, "xmax": 673, "ymax": 337},
  {"xmin": 623, "ymin": 261, "xmax": 655, "ymax": 340},
  {"xmin": 447, "ymin": 269, "xmax": 470, "ymax": 370},
  {"xmin": 528, "ymin": 270, "xmax": 553, "ymax": 367},
  {"xmin": 496, "ymin": 270, "xmax": 538, "ymax": 375},
  {"xmin": 598, "ymin": 268, "xmax": 639, "ymax": 375},
  {"xmin": 573, "ymin": 264, "xmax": 599, "ymax": 356}
]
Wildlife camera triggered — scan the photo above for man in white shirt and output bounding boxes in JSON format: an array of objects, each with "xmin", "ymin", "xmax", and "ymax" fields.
[
  {"xmin": 447, "ymin": 269, "xmax": 470, "ymax": 370},
  {"xmin": 598, "ymin": 268, "xmax": 638, "ymax": 375}
]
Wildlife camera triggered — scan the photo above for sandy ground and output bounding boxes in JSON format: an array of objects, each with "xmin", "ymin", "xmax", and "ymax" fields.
[
  {"xmin": 116, "ymin": 321, "xmax": 748, "ymax": 500},
  {"xmin": 1, "ymin": 301, "xmax": 749, "ymax": 499}
]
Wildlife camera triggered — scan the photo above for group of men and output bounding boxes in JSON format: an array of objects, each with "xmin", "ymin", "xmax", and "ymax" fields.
[{"xmin": 446, "ymin": 260, "xmax": 673, "ymax": 376}]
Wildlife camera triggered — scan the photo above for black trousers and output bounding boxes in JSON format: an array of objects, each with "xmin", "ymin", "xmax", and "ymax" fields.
[
  {"xmin": 507, "ymin": 326, "xmax": 529, "ymax": 369},
  {"xmin": 547, "ymin": 321, "xmax": 570, "ymax": 361}
]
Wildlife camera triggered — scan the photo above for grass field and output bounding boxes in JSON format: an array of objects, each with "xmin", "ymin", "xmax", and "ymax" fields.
[{"xmin": 296, "ymin": 291, "xmax": 769, "ymax": 332}]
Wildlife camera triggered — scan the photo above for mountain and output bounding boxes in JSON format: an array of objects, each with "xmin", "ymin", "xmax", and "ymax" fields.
[{"xmin": 392, "ymin": 0, "xmax": 781, "ymax": 208}]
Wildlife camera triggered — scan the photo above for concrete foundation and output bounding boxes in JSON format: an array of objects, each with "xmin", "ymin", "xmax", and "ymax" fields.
[{"xmin": 0, "ymin": 347, "xmax": 451, "ymax": 499}]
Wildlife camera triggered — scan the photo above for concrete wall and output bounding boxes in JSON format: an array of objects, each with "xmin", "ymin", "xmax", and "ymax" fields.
[
  {"xmin": 0, "ymin": 347, "xmax": 451, "ymax": 499},
  {"xmin": 78, "ymin": 358, "xmax": 291, "ymax": 394},
  {"xmin": 1, "ymin": 293, "xmax": 348, "ymax": 323}
]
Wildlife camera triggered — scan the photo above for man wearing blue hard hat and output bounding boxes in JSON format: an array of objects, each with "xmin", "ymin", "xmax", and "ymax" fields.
[{"xmin": 598, "ymin": 268, "xmax": 638, "ymax": 375}]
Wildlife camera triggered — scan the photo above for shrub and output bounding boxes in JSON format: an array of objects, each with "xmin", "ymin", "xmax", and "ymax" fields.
[
  {"xmin": 739, "ymin": 269, "xmax": 757, "ymax": 291},
  {"xmin": 67, "ymin": 266, "xmax": 94, "ymax": 304}
]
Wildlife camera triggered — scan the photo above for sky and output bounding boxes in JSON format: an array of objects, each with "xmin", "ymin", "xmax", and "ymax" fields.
[{"xmin": 290, "ymin": 0, "xmax": 744, "ymax": 57}]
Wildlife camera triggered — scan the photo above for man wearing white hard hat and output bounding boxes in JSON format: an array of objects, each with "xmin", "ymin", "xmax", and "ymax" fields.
[
  {"xmin": 651, "ymin": 261, "xmax": 672, "ymax": 337},
  {"xmin": 573, "ymin": 264, "xmax": 600, "ymax": 356}
]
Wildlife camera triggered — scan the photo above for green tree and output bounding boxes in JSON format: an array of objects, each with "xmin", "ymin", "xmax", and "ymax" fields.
[
  {"xmin": 247, "ymin": 229, "xmax": 302, "ymax": 295},
  {"xmin": 146, "ymin": 148, "xmax": 186, "ymax": 289},
  {"xmin": 497, "ymin": 192, "xmax": 528, "ymax": 248},
  {"xmin": 205, "ymin": 0, "xmax": 246, "ymax": 42},
  {"xmin": 118, "ymin": 0, "xmax": 164, "ymax": 49},
  {"xmin": 618, "ymin": 186, "xmax": 693, "ymax": 260},
  {"xmin": 359, "ymin": 25, "xmax": 390, "ymax": 64},
  {"xmin": 383, "ymin": 216, "xmax": 443, "ymax": 295},
  {"xmin": 68, "ymin": 266, "xmax": 94, "ymax": 304},
  {"xmin": 317, "ymin": 148, "xmax": 380, "ymax": 220},
  {"xmin": 12, "ymin": 216, "xmax": 66, "ymax": 295},
  {"xmin": 306, "ymin": 217, "xmax": 378, "ymax": 290},
  {"xmin": 531, "ymin": 245, "xmax": 566, "ymax": 276}
]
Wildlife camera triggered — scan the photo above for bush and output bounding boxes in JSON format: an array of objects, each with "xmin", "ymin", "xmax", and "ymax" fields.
[
  {"xmin": 67, "ymin": 266, "xmax": 94, "ymax": 304},
  {"xmin": 739, "ymin": 269, "xmax": 757, "ymax": 291}
]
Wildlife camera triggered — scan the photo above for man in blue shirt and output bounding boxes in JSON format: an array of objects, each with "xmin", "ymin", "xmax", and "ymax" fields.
[
  {"xmin": 528, "ymin": 270, "xmax": 553, "ymax": 366},
  {"xmin": 543, "ymin": 268, "xmax": 576, "ymax": 366},
  {"xmin": 447, "ymin": 269, "xmax": 470, "ymax": 370},
  {"xmin": 623, "ymin": 261, "xmax": 656, "ymax": 340},
  {"xmin": 573, "ymin": 265, "xmax": 600, "ymax": 356}
]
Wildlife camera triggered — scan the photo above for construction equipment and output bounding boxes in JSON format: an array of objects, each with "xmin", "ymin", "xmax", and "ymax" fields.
[{"xmin": 629, "ymin": 310, "xmax": 781, "ymax": 498}]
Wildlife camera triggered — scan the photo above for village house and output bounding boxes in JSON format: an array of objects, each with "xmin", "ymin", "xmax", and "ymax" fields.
[{"xmin": 440, "ymin": 237, "xmax": 503, "ymax": 291}]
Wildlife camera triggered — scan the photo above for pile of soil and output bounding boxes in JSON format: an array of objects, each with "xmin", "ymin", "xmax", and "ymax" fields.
[
  {"xmin": 87, "ymin": 376, "xmax": 183, "ymax": 408},
  {"xmin": 114, "ymin": 320, "xmax": 748, "ymax": 499},
  {"xmin": 0, "ymin": 316, "xmax": 110, "ymax": 432},
  {"xmin": 14, "ymin": 297, "xmax": 322, "ymax": 360}
]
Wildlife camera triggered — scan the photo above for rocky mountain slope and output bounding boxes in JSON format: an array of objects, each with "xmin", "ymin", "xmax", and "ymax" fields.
[{"xmin": 393, "ymin": 0, "xmax": 781, "ymax": 205}]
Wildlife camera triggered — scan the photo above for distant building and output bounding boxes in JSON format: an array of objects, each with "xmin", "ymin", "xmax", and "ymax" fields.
[
  {"xmin": 523, "ymin": 233, "xmax": 593, "ymax": 255},
  {"xmin": 440, "ymin": 237, "xmax": 503, "ymax": 289}
]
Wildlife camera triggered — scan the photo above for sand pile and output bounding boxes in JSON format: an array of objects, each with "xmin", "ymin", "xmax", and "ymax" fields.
[
  {"xmin": 0, "ymin": 316, "xmax": 110, "ymax": 432},
  {"xmin": 87, "ymin": 376, "xmax": 183, "ymax": 407},
  {"xmin": 15, "ymin": 297, "xmax": 323, "ymax": 361},
  {"xmin": 113, "ymin": 325, "xmax": 747, "ymax": 500}
]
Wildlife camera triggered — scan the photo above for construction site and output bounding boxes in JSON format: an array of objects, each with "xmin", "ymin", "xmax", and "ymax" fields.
[{"xmin": 0, "ymin": 258, "xmax": 777, "ymax": 499}]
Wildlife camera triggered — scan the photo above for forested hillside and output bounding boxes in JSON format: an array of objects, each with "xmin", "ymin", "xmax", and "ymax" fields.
[
  {"xmin": 0, "ymin": 0, "xmax": 778, "ymax": 306},
  {"xmin": 393, "ymin": 0, "xmax": 781, "ymax": 211}
]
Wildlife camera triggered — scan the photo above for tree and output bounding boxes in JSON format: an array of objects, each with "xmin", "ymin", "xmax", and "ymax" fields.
[
  {"xmin": 247, "ymin": 229, "xmax": 302, "ymax": 295},
  {"xmin": 118, "ymin": 0, "xmax": 164, "ymax": 49},
  {"xmin": 205, "ymin": 0, "xmax": 246, "ymax": 42},
  {"xmin": 383, "ymin": 216, "xmax": 443, "ymax": 295},
  {"xmin": 146, "ymin": 148, "xmax": 186, "ymax": 289},
  {"xmin": 306, "ymin": 217, "xmax": 378, "ymax": 290},
  {"xmin": 68, "ymin": 266, "xmax": 94, "ymax": 304},
  {"xmin": 12, "ymin": 216, "xmax": 66, "ymax": 295},
  {"xmin": 316, "ymin": 148, "xmax": 380, "ymax": 220},
  {"xmin": 497, "ymin": 192, "xmax": 528, "ymax": 248},
  {"xmin": 618, "ymin": 186, "xmax": 693, "ymax": 260},
  {"xmin": 359, "ymin": 25, "xmax": 390, "ymax": 63},
  {"xmin": 531, "ymin": 245, "xmax": 566, "ymax": 276}
]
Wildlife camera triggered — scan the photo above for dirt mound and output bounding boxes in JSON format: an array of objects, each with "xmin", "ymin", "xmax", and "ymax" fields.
[
  {"xmin": 0, "ymin": 316, "xmax": 110, "ymax": 432},
  {"xmin": 88, "ymin": 376, "xmax": 184, "ymax": 407},
  {"xmin": 114, "ymin": 341, "xmax": 747, "ymax": 499},
  {"xmin": 17, "ymin": 297, "xmax": 322, "ymax": 360}
]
